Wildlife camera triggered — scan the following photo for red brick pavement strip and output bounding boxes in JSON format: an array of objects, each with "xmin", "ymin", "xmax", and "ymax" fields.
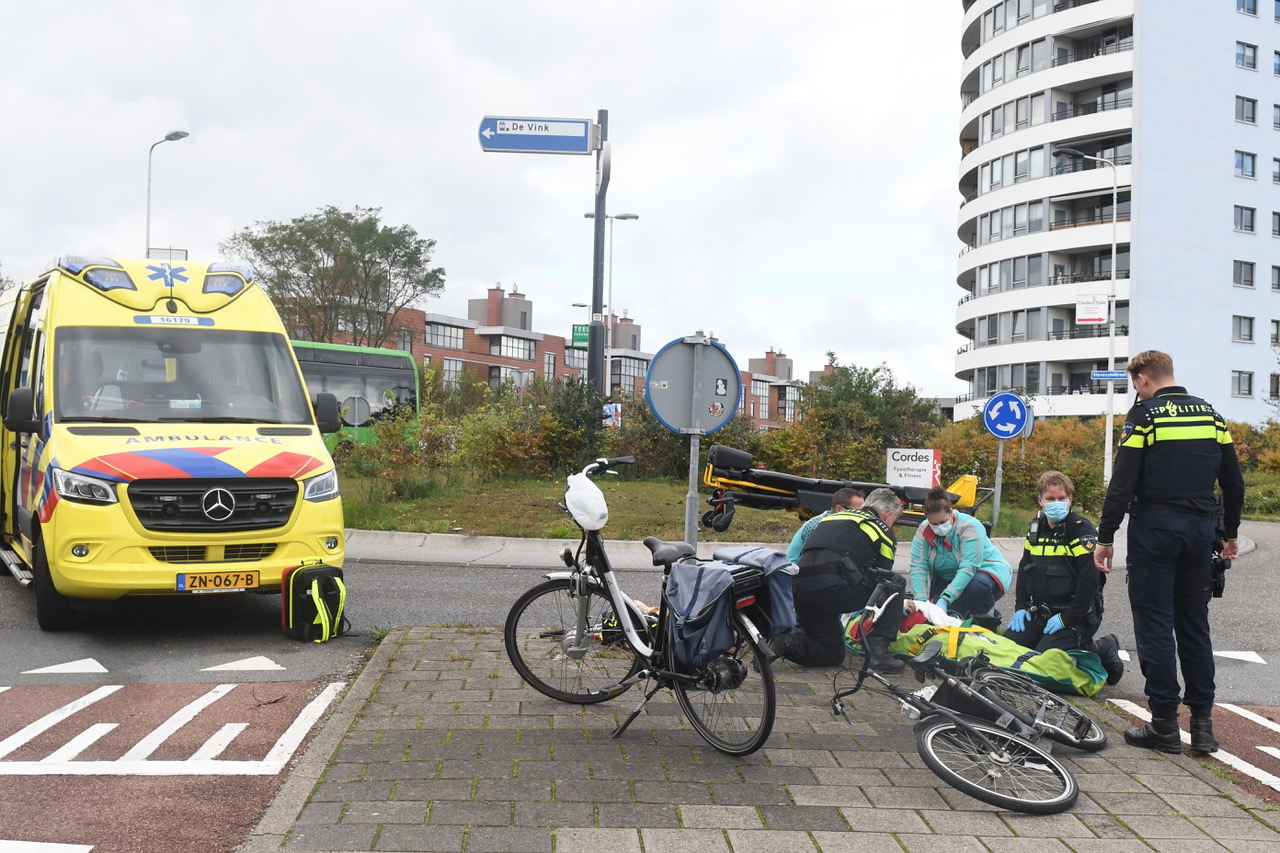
[{"xmin": 239, "ymin": 626, "xmax": 1280, "ymax": 853}]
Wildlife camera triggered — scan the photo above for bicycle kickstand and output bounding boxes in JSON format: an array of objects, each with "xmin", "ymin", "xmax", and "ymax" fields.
[{"xmin": 611, "ymin": 672, "xmax": 660, "ymax": 739}]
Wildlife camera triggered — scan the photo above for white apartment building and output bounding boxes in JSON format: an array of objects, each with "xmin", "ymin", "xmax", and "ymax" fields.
[{"xmin": 956, "ymin": 0, "xmax": 1280, "ymax": 424}]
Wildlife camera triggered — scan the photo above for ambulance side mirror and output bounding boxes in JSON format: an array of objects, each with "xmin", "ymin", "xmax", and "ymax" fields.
[
  {"xmin": 313, "ymin": 392, "xmax": 341, "ymax": 435},
  {"xmin": 3, "ymin": 387, "xmax": 39, "ymax": 433}
]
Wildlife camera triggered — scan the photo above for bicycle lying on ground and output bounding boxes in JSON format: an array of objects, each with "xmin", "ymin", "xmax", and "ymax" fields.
[
  {"xmin": 504, "ymin": 456, "xmax": 778, "ymax": 756},
  {"xmin": 831, "ymin": 581, "xmax": 1102, "ymax": 814}
]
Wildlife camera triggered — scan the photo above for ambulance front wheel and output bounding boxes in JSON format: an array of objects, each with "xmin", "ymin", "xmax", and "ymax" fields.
[{"xmin": 34, "ymin": 539, "xmax": 74, "ymax": 632}]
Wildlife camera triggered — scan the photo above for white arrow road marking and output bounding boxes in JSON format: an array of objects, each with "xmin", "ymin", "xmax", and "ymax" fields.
[
  {"xmin": 1114, "ymin": 698, "xmax": 1280, "ymax": 792},
  {"xmin": 1118, "ymin": 650, "xmax": 1132, "ymax": 661},
  {"xmin": 0, "ymin": 686, "xmax": 120, "ymax": 759},
  {"xmin": 0, "ymin": 841, "xmax": 94, "ymax": 851},
  {"xmin": 1214, "ymin": 651, "xmax": 1266, "ymax": 663},
  {"xmin": 201, "ymin": 656, "xmax": 285, "ymax": 672},
  {"xmin": 22, "ymin": 659, "xmax": 107, "ymax": 675}
]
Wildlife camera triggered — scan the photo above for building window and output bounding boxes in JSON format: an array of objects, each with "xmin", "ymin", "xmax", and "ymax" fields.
[
  {"xmin": 1274, "ymin": 158, "xmax": 1280, "ymax": 183},
  {"xmin": 1236, "ymin": 151, "xmax": 1257, "ymax": 177},
  {"xmin": 1233, "ymin": 315, "xmax": 1255, "ymax": 342},
  {"xmin": 1271, "ymin": 373, "xmax": 1280, "ymax": 399},
  {"xmin": 1233, "ymin": 370, "xmax": 1254, "ymax": 396},
  {"xmin": 1235, "ymin": 260, "xmax": 1256, "ymax": 287},
  {"xmin": 426, "ymin": 323, "xmax": 465, "ymax": 350},
  {"xmin": 1239, "ymin": 0, "xmax": 1257, "ymax": 13},
  {"xmin": 489, "ymin": 335, "xmax": 536, "ymax": 360},
  {"xmin": 1276, "ymin": 0, "xmax": 1280, "ymax": 21},
  {"xmin": 1236, "ymin": 205, "xmax": 1257, "ymax": 232},
  {"xmin": 1275, "ymin": 50, "xmax": 1280, "ymax": 75},
  {"xmin": 752, "ymin": 379, "xmax": 770, "ymax": 421},
  {"xmin": 1272, "ymin": 320, "xmax": 1280, "ymax": 345},
  {"xmin": 442, "ymin": 358, "xmax": 464, "ymax": 388},
  {"xmin": 565, "ymin": 348, "xmax": 587, "ymax": 370},
  {"xmin": 1238, "ymin": 96, "xmax": 1258, "ymax": 123},
  {"xmin": 397, "ymin": 328, "xmax": 413, "ymax": 351},
  {"xmin": 1239, "ymin": 42, "xmax": 1259, "ymax": 68},
  {"xmin": 544, "ymin": 351, "xmax": 556, "ymax": 379},
  {"xmin": 1273, "ymin": 265, "xmax": 1280, "ymax": 290},
  {"xmin": 1274, "ymin": 211, "xmax": 1280, "ymax": 236}
]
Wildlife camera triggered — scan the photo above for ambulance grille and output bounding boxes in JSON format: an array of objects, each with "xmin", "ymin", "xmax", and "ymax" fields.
[
  {"xmin": 148, "ymin": 543, "xmax": 278, "ymax": 563},
  {"xmin": 128, "ymin": 478, "xmax": 298, "ymax": 532},
  {"xmin": 149, "ymin": 546, "xmax": 207, "ymax": 563}
]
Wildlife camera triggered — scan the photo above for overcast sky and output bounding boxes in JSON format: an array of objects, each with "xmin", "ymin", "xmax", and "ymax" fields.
[{"xmin": 0, "ymin": 1, "xmax": 965, "ymax": 397}]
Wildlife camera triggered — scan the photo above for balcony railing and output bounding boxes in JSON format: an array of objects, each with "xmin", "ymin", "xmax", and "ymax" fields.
[
  {"xmin": 1051, "ymin": 97, "xmax": 1133, "ymax": 122},
  {"xmin": 957, "ymin": 381, "xmax": 1129, "ymax": 406},
  {"xmin": 1052, "ymin": 41, "xmax": 1134, "ymax": 67},
  {"xmin": 1053, "ymin": 0, "xmax": 1106, "ymax": 10},
  {"xmin": 1049, "ymin": 213, "xmax": 1132, "ymax": 230},
  {"xmin": 956, "ymin": 269, "xmax": 1132, "ymax": 306}
]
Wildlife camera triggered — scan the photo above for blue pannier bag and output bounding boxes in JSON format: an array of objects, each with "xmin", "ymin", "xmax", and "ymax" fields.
[
  {"xmin": 665, "ymin": 561, "xmax": 736, "ymax": 670},
  {"xmin": 711, "ymin": 545, "xmax": 797, "ymax": 636}
]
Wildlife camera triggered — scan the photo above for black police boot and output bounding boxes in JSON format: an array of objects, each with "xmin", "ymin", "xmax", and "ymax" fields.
[
  {"xmin": 864, "ymin": 635, "xmax": 905, "ymax": 675},
  {"xmin": 770, "ymin": 630, "xmax": 805, "ymax": 663},
  {"xmin": 1190, "ymin": 714, "xmax": 1219, "ymax": 753},
  {"xmin": 1095, "ymin": 634, "xmax": 1125, "ymax": 686},
  {"xmin": 1124, "ymin": 715, "xmax": 1182, "ymax": 754}
]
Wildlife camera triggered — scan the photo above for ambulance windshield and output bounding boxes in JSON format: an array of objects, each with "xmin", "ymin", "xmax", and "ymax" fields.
[{"xmin": 55, "ymin": 327, "xmax": 313, "ymax": 424}]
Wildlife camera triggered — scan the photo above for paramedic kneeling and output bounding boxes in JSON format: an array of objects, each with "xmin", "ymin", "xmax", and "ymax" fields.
[
  {"xmin": 775, "ymin": 488, "xmax": 906, "ymax": 673},
  {"xmin": 910, "ymin": 486, "xmax": 1012, "ymax": 623},
  {"xmin": 1095, "ymin": 349, "xmax": 1244, "ymax": 755},
  {"xmin": 1004, "ymin": 471, "xmax": 1124, "ymax": 685}
]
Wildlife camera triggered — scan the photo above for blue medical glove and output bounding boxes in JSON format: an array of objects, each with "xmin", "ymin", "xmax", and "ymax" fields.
[
  {"xmin": 1008, "ymin": 609, "xmax": 1031, "ymax": 632},
  {"xmin": 1043, "ymin": 613, "xmax": 1065, "ymax": 634}
]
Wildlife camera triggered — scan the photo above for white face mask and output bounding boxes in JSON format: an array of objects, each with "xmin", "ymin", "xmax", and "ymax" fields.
[{"xmin": 929, "ymin": 520, "xmax": 953, "ymax": 536}]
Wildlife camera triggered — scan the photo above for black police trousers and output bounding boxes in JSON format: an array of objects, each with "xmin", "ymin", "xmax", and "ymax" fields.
[
  {"xmin": 1004, "ymin": 612, "xmax": 1099, "ymax": 655},
  {"xmin": 789, "ymin": 570, "xmax": 905, "ymax": 668},
  {"xmin": 1126, "ymin": 505, "xmax": 1216, "ymax": 716}
]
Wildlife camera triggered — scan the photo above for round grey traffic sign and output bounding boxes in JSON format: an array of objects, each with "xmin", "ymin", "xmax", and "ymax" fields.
[{"xmin": 644, "ymin": 335, "xmax": 741, "ymax": 435}]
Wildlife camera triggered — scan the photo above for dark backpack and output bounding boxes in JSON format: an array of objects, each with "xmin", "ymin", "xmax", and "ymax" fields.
[
  {"xmin": 664, "ymin": 561, "xmax": 736, "ymax": 670},
  {"xmin": 282, "ymin": 563, "xmax": 350, "ymax": 642}
]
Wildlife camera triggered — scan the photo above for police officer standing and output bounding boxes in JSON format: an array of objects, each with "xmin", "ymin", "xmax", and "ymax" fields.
[
  {"xmin": 1005, "ymin": 470, "xmax": 1124, "ymax": 685},
  {"xmin": 1095, "ymin": 350, "xmax": 1244, "ymax": 754},
  {"xmin": 774, "ymin": 488, "xmax": 906, "ymax": 673}
]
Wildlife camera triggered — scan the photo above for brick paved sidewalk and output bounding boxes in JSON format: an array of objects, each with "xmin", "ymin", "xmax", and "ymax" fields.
[{"xmin": 241, "ymin": 626, "xmax": 1280, "ymax": 853}]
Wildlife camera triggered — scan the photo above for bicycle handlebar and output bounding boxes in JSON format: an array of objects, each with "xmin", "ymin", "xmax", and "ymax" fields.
[{"xmin": 581, "ymin": 456, "xmax": 636, "ymax": 477}]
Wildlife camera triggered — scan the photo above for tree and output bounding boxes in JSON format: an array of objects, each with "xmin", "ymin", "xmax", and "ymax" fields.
[
  {"xmin": 758, "ymin": 355, "xmax": 943, "ymax": 479},
  {"xmin": 219, "ymin": 206, "xmax": 445, "ymax": 347},
  {"xmin": 0, "ymin": 262, "xmax": 15, "ymax": 291}
]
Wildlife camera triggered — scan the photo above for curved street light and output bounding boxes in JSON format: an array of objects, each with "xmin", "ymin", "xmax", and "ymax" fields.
[
  {"xmin": 1054, "ymin": 146, "xmax": 1119, "ymax": 486},
  {"xmin": 146, "ymin": 130, "xmax": 190, "ymax": 257},
  {"xmin": 583, "ymin": 212, "xmax": 639, "ymax": 393}
]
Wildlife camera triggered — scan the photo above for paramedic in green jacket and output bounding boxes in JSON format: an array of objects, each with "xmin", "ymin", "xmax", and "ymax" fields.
[{"xmin": 910, "ymin": 485, "xmax": 1012, "ymax": 622}]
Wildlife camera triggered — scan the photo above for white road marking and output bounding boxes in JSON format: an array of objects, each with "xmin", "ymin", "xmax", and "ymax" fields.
[
  {"xmin": 190, "ymin": 723, "xmax": 248, "ymax": 760},
  {"xmin": 1218, "ymin": 703, "xmax": 1280, "ymax": 735},
  {"xmin": 42, "ymin": 724, "xmax": 117, "ymax": 763},
  {"xmin": 1260, "ymin": 746, "xmax": 1280, "ymax": 761},
  {"xmin": 21, "ymin": 659, "xmax": 108, "ymax": 675},
  {"xmin": 0, "ymin": 841, "xmax": 94, "ymax": 851},
  {"xmin": 120, "ymin": 684, "xmax": 236, "ymax": 760},
  {"xmin": 1113, "ymin": 698, "xmax": 1280, "ymax": 792},
  {"xmin": 1214, "ymin": 651, "xmax": 1266, "ymax": 664},
  {"xmin": 0, "ymin": 682, "xmax": 343, "ymax": 775},
  {"xmin": 201, "ymin": 656, "xmax": 284, "ymax": 671},
  {"xmin": 1118, "ymin": 650, "xmax": 1131, "ymax": 661},
  {"xmin": 0, "ymin": 686, "xmax": 121, "ymax": 759}
]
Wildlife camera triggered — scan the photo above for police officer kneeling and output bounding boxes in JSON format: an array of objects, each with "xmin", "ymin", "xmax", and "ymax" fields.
[
  {"xmin": 1004, "ymin": 470, "xmax": 1123, "ymax": 685},
  {"xmin": 774, "ymin": 488, "xmax": 907, "ymax": 673}
]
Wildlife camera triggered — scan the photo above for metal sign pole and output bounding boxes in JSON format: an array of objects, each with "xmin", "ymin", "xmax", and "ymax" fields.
[
  {"xmin": 993, "ymin": 439, "xmax": 1004, "ymax": 531},
  {"xmin": 683, "ymin": 336, "xmax": 705, "ymax": 548},
  {"xmin": 588, "ymin": 109, "xmax": 609, "ymax": 395}
]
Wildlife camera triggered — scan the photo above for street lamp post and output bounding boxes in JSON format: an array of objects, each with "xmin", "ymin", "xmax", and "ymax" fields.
[
  {"xmin": 146, "ymin": 130, "xmax": 190, "ymax": 257},
  {"xmin": 1054, "ymin": 146, "xmax": 1119, "ymax": 486},
  {"xmin": 584, "ymin": 212, "xmax": 639, "ymax": 394}
]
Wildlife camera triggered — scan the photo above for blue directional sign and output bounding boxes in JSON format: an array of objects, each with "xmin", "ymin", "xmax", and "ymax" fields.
[
  {"xmin": 982, "ymin": 391, "xmax": 1028, "ymax": 440},
  {"xmin": 478, "ymin": 116, "xmax": 595, "ymax": 155},
  {"xmin": 1091, "ymin": 370, "xmax": 1127, "ymax": 381}
]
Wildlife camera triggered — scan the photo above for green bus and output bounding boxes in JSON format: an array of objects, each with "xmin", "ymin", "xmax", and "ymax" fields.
[{"xmin": 291, "ymin": 340, "xmax": 419, "ymax": 454}]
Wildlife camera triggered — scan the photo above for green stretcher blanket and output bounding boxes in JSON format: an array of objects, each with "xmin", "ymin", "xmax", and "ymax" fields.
[{"xmin": 846, "ymin": 620, "xmax": 1108, "ymax": 697}]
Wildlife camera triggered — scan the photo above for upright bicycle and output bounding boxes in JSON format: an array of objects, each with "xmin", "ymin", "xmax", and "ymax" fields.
[
  {"xmin": 833, "ymin": 585, "xmax": 1083, "ymax": 814},
  {"xmin": 504, "ymin": 456, "xmax": 778, "ymax": 756}
]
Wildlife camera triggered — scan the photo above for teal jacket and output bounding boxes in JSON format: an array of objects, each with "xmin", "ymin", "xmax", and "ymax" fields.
[
  {"xmin": 786, "ymin": 511, "xmax": 830, "ymax": 562},
  {"xmin": 909, "ymin": 512, "xmax": 1012, "ymax": 605}
]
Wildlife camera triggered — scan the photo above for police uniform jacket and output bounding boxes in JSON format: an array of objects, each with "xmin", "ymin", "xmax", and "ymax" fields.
[
  {"xmin": 1098, "ymin": 386, "xmax": 1245, "ymax": 546},
  {"xmin": 796, "ymin": 508, "xmax": 896, "ymax": 578},
  {"xmin": 1016, "ymin": 511, "xmax": 1101, "ymax": 629}
]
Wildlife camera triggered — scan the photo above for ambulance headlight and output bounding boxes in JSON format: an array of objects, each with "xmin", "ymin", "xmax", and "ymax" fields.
[
  {"xmin": 52, "ymin": 468, "xmax": 119, "ymax": 504},
  {"xmin": 302, "ymin": 469, "xmax": 339, "ymax": 502}
]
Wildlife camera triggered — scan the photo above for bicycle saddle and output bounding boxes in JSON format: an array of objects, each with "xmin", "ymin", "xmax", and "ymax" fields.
[{"xmin": 643, "ymin": 536, "xmax": 696, "ymax": 566}]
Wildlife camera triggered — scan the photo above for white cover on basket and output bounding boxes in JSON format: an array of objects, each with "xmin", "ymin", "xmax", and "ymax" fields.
[{"xmin": 565, "ymin": 472, "xmax": 609, "ymax": 530}]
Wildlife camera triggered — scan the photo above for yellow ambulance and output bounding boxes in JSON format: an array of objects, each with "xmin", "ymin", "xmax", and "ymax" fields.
[{"xmin": 0, "ymin": 256, "xmax": 346, "ymax": 630}]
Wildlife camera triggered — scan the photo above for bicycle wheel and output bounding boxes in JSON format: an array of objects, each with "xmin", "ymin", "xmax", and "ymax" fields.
[
  {"xmin": 504, "ymin": 579, "xmax": 644, "ymax": 704},
  {"xmin": 975, "ymin": 669, "xmax": 1108, "ymax": 752},
  {"xmin": 916, "ymin": 717, "xmax": 1079, "ymax": 814},
  {"xmin": 672, "ymin": 612, "xmax": 776, "ymax": 756}
]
